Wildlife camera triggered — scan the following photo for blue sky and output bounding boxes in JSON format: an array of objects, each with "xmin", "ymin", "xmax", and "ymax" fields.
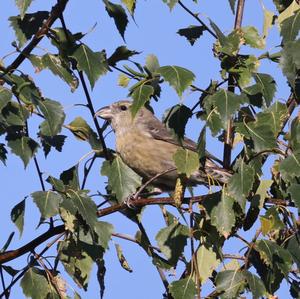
[{"xmin": 0, "ymin": 0, "xmax": 292, "ymax": 298}]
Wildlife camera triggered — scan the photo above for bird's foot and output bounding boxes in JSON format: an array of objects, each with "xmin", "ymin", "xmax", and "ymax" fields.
[{"xmin": 124, "ymin": 195, "xmax": 139, "ymax": 210}]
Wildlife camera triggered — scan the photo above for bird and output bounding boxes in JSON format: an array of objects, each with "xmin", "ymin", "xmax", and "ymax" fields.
[{"xmin": 95, "ymin": 100, "xmax": 232, "ymax": 192}]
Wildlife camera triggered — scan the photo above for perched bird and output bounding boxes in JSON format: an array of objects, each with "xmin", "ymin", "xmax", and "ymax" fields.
[{"xmin": 95, "ymin": 100, "xmax": 231, "ymax": 192}]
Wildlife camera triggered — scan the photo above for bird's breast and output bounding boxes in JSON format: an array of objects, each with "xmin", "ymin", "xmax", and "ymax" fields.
[{"xmin": 115, "ymin": 129, "xmax": 177, "ymax": 180}]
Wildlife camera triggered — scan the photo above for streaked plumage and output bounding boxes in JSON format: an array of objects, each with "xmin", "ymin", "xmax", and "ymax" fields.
[{"xmin": 95, "ymin": 100, "xmax": 231, "ymax": 191}]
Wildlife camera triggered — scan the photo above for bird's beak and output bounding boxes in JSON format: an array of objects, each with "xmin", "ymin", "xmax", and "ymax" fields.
[{"xmin": 94, "ymin": 105, "xmax": 113, "ymax": 120}]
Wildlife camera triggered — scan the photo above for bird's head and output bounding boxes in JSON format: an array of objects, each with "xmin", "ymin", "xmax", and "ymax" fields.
[{"xmin": 95, "ymin": 100, "xmax": 153, "ymax": 133}]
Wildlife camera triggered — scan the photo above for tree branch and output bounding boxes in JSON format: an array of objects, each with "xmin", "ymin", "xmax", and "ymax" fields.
[
  {"xmin": 0, "ymin": 194, "xmax": 294, "ymax": 265},
  {"xmin": 223, "ymin": 0, "xmax": 246, "ymax": 169},
  {"xmin": 0, "ymin": 232, "xmax": 65, "ymax": 298},
  {"xmin": 6, "ymin": 0, "xmax": 69, "ymax": 73}
]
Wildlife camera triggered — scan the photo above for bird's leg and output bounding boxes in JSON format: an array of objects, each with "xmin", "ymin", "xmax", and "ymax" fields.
[
  {"xmin": 124, "ymin": 188, "xmax": 163, "ymax": 209},
  {"xmin": 123, "ymin": 194, "xmax": 139, "ymax": 210}
]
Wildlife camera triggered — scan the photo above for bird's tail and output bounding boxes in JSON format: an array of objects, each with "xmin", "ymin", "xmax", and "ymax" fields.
[{"xmin": 204, "ymin": 159, "xmax": 232, "ymax": 184}]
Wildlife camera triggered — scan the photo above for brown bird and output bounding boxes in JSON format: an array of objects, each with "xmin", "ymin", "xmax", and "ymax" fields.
[{"xmin": 95, "ymin": 100, "xmax": 231, "ymax": 192}]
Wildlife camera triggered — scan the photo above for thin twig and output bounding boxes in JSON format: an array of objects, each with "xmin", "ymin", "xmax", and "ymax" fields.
[
  {"xmin": 77, "ymin": 71, "xmax": 110, "ymax": 160},
  {"xmin": 81, "ymin": 155, "xmax": 97, "ymax": 189},
  {"xmin": 243, "ymin": 229, "xmax": 261, "ymax": 269},
  {"xmin": 223, "ymin": 0, "xmax": 246, "ymax": 169},
  {"xmin": 0, "ymin": 232, "xmax": 65, "ymax": 298},
  {"xmin": 33, "ymin": 252, "xmax": 65, "ymax": 299},
  {"xmin": 178, "ymin": 1, "xmax": 217, "ymax": 39},
  {"xmin": 133, "ymin": 168, "xmax": 176, "ymax": 200},
  {"xmin": 0, "ymin": 267, "xmax": 8, "ymax": 299}
]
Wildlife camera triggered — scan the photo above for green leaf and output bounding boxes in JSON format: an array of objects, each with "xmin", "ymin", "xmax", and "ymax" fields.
[
  {"xmin": 38, "ymin": 99, "xmax": 66, "ymax": 137},
  {"xmin": 280, "ymin": 39, "xmax": 300, "ymax": 89},
  {"xmin": 228, "ymin": 0, "xmax": 237, "ymax": 13},
  {"xmin": 60, "ymin": 165, "xmax": 80, "ymax": 190},
  {"xmin": 67, "ymin": 116, "xmax": 102, "ymax": 151},
  {"xmin": 260, "ymin": 206, "xmax": 285, "ymax": 235},
  {"xmin": 157, "ymin": 65, "xmax": 195, "ymax": 97},
  {"xmin": 242, "ymin": 116, "xmax": 277, "ymax": 152},
  {"xmin": 263, "ymin": 8, "xmax": 275, "ymax": 38},
  {"xmin": 58, "ymin": 238, "xmax": 94, "ymax": 290},
  {"xmin": 280, "ymin": 9, "xmax": 300, "ymax": 43},
  {"xmin": 10, "ymin": 73, "xmax": 42, "ymax": 105},
  {"xmin": 173, "ymin": 148, "xmax": 199, "ymax": 178},
  {"xmin": 243, "ymin": 179, "xmax": 272, "ymax": 231},
  {"xmin": 155, "ymin": 222, "xmax": 189, "ymax": 265},
  {"xmin": 1, "ymin": 101, "xmax": 29, "ymax": 127},
  {"xmin": 15, "ymin": 0, "xmax": 33, "ymax": 19},
  {"xmin": 290, "ymin": 116, "xmax": 300, "ymax": 152},
  {"xmin": 121, "ymin": 0, "xmax": 136, "ymax": 15},
  {"xmin": 210, "ymin": 19, "xmax": 227, "ymax": 45},
  {"xmin": 11, "ymin": 198, "xmax": 25, "ymax": 236},
  {"xmin": 263, "ymin": 101, "xmax": 288, "ymax": 135},
  {"xmin": 177, "ymin": 26, "xmax": 205, "ymax": 46},
  {"xmin": 130, "ymin": 83, "xmax": 154, "ymax": 117},
  {"xmin": 215, "ymin": 269, "xmax": 245, "ymax": 299},
  {"xmin": 253, "ymin": 73, "xmax": 276, "ymax": 106},
  {"xmin": 169, "ymin": 277, "xmax": 197, "ymax": 299},
  {"xmin": 21, "ymin": 268, "xmax": 57, "ymax": 299},
  {"xmin": 242, "ymin": 26, "xmax": 265, "ymax": 49},
  {"xmin": 162, "ymin": 0, "xmax": 179, "ymax": 10},
  {"xmin": 228, "ymin": 159, "xmax": 255, "ymax": 209},
  {"xmin": 40, "ymin": 134, "xmax": 67, "ymax": 157},
  {"xmin": 46, "ymin": 175, "xmax": 66, "ymax": 193},
  {"xmin": 256, "ymin": 239, "xmax": 293, "ymax": 276},
  {"xmin": 277, "ymin": 0, "xmax": 300, "ymax": 24},
  {"xmin": 6, "ymin": 135, "xmax": 39, "ymax": 167},
  {"xmin": 279, "ymin": 152, "xmax": 300, "ymax": 181},
  {"xmin": 287, "ymin": 234, "xmax": 300, "ymax": 269},
  {"xmin": 108, "ymin": 46, "xmax": 139, "ymax": 66},
  {"xmin": 244, "ymin": 271, "xmax": 267, "ymax": 299},
  {"xmin": 61, "ymin": 190, "xmax": 98, "ymax": 231},
  {"xmin": 273, "ymin": 0, "xmax": 294, "ymax": 13},
  {"xmin": 118, "ymin": 73, "xmax": 130, "ymax": 87},
  {"xmin": 103, "ymin": 0, "xmax": 128, "ymax": 40},
  {"xmin": 0, "ymin": 87, "xmax": 12, "ymax": 111},
  {"xmin": 40, "ymin": 54, "xmax": 78, "ymax": 92},
  {"xmin": 287, "ymin": 183, "xmax": 300, "ymax": 209},
  {"xmin": 101, "ymin": 156, "xmax": 142, "ymax": 203},
  {"xmin": 196, "ymin": 245, "xmax": 220, "ymax": 283},
  {"xmin": 115, "ymin": 243, "xmax": 133, "ymax": 272},
  {"xmin": 71, "ymin": 44, "xmax": 108, "ymax": 89},
  {"xmin": 209, "ymin": 190, "xmax": 235, "ymax": 238},
  {"xmin": 197, "ymin": 125, "xmax": 206, "ymax": 159},
  {"xmin": 204, "ymin": 89, "xmax": 247, "ymax": 130},
  {"xmin": 94, "ymin": 221, "xmax": 114, "ymax": 249},
  {"xmin": 163, "ymin": 104, "xmax": 192, "ymax": 141},
  {"xmin": 145, "ymin": 54, "xmax": 160, "ymax": 72},
  {"xmin": 9, "ymin": 11, "xmax": 49, "ymax": 47},
  {"xmin": 215, "ymin": 29, "xmax": 241, "ymax": 56},
  {"xmin": 31, "ymin": 191, "xmax": 62, "ymax": 219}
]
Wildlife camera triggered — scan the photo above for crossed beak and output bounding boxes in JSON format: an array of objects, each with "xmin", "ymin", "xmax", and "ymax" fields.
[{"xmin": 94, "ymin": 106, "xmax": 113, "ymax": 120}]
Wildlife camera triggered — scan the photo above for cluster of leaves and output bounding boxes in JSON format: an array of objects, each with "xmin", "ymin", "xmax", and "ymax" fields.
[{"xmin": 0, "ymin": 0, "xmax": 300, "ymax": 298}]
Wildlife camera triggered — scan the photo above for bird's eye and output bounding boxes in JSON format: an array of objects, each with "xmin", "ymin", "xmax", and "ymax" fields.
[{"xmin": 120, "ymin": 105, "xmax": 128, "ymax": 111}]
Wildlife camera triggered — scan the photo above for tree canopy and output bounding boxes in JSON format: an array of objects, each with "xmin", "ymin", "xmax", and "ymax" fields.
[{"xmin": 0, "ymin": 0, "xmax": 300, "ymax": 298}]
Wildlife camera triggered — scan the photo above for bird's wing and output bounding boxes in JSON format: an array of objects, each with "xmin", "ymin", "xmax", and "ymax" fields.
[
  {"xmin": 146, "ymin": 116, "xmax": 198, "ymax": 151},
  {"xmin": 146, "ymin": 115, "xmax": 224, "ymax": 166}
]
